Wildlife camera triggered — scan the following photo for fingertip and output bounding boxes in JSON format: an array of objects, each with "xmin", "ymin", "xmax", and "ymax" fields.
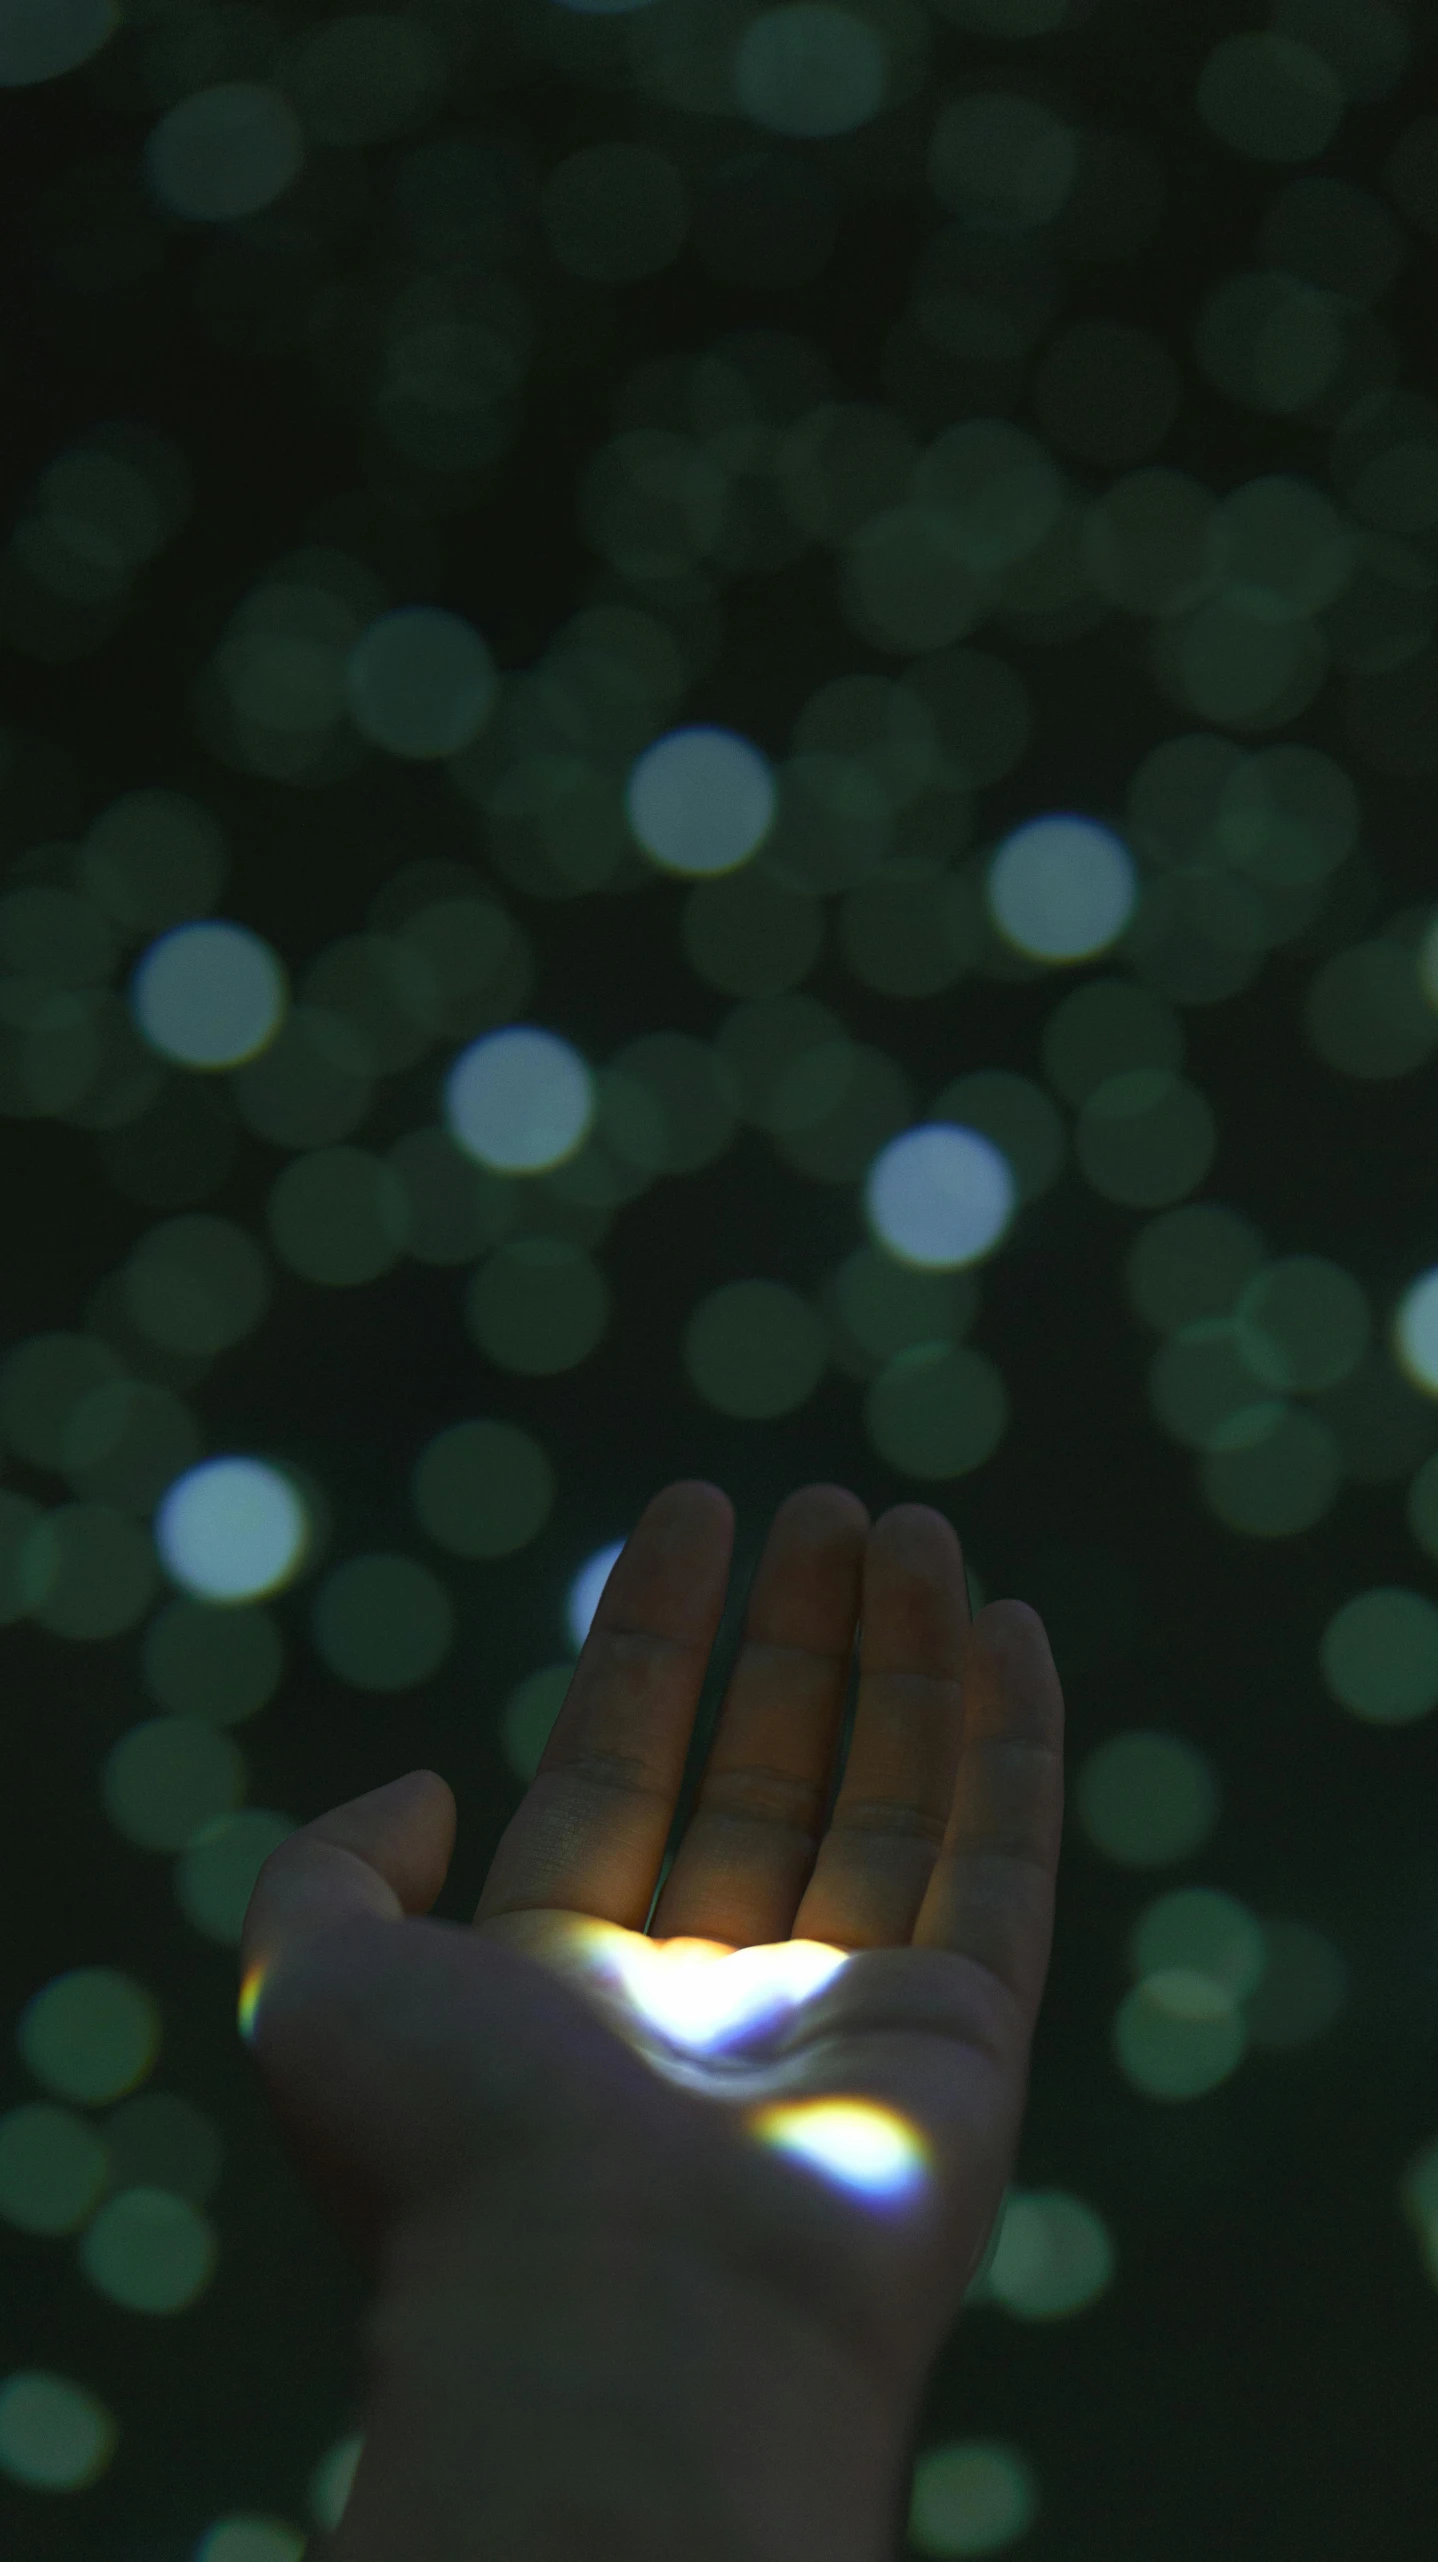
[
  {"xmin": 777, "ymin": 1480, "xmax": 870, "ymax": 1532},
  {"xmin": 648, "ymin": 1478, "xmax": 735, "ymax": 1529},
  {"xmin": 971, "ymin": 1599, "xmax": 1066, "ymax": 1724},
  {"xmin": 591, "ymin": 1479, "xmax": 736, "ymax": 1657},
  {"xmin": 870, "ymin": 1501, "xmax": 964, "ymax": 1562},
  {"xmin": 394, "ymin": 1767, "xmax": 455, "ymax": 1809},
  {"xmin": 975, "ymin": 1596, "xmax": 1048, "ymax": 1646},
  {"xmin": 305, "ymin": 1767, "xmax": 457, "ymax": 1914}
]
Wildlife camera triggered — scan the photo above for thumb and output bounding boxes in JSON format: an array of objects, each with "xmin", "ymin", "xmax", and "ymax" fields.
[
  {"xmin": 235, "ymin": 1769, "xmax": 459, "ymax": 2271},
  {"xmin": 239, "ymin": 1767, "xmax": 456, "ymax": 2008}
]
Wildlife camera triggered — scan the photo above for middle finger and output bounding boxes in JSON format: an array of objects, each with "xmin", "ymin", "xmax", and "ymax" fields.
[{"xmin": 645, "ymin": 1482, "xmax": 869, "ymax": 1947}]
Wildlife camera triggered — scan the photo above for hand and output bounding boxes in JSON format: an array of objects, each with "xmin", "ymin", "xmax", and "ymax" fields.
[{"xmin": 239, "ymin": 1478, "xmax": 1064, "ymax": 2413}]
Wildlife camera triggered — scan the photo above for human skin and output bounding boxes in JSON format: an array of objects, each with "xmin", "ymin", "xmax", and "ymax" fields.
[{"xmin": 238, "ymin": 1478, "xmax": 1065, "ymax": 2560}]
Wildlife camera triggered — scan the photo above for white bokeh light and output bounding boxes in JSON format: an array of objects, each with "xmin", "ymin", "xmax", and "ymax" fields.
[
  {"xmin": 987, "ymin": 813, "xmax": 1138, "ymax": 962},
  {"xmin": 129, "ymin": 921, "xmax": 288, "ymax": 1069},
  {"xmin": 1393, "ymin": 1269, "xmax": 1438, "ymax": 1396},
  {"xmin": 442, "ymin": 1025, "xmax": 596, "ymax": 1173},
  {"xmin": 865, "ymin": 1124, "xmax": 1016, "ymax": 1270},
  {"xmin": 625, "ymin": 727, "xmax": 776, "ymax": 877},
  {"xmin": 566, "ymin": 1538, "xmax": 625, "ymax": 1649},
  {"xmin": 154, "ymin": 1457, "xmax": 309, "ymax": 1602}
]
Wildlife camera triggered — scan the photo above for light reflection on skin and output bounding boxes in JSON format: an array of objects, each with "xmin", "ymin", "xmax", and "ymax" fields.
[
  {"xmin": 751, "ymin": 2095, "xmax": 932, "ymax": 2206},
  {"xmin": 545, "ymin": 1917, "xmax": 850, "ymax": 2057},
  {"xmin": 471, "ymin": 1914, "xmax": 934, "ymax": 2210},
  {"xmin": 237, "ymin": 1957, "xmax": 265, "ymax": 2044},
  {"xmin": 238, "ymin": 1917, "xmax": 935, "ymax": 2210}
]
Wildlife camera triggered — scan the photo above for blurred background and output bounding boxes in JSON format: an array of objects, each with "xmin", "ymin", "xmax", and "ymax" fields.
[{"xmin": 3, "ymin": 0, "xmax": 1438, "ymax": 2552}]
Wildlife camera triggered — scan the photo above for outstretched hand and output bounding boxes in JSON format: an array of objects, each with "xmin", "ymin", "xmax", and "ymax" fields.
[{"xmin": 239, "ymin": 1479, "xmax": 1064, "ymax": 2402}]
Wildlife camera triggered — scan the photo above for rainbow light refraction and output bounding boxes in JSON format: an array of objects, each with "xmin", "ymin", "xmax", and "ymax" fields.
[
  {"xmin": 747, "ymin": 2098, "xmax": 932, "ymax": 2205},
  {"xmin": 236, "ymin": 1958, "xmax": 268, "ymax": 2044}
]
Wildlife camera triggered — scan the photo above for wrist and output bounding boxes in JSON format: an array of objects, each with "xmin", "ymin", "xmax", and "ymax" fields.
[{"xmin": 328, "ymin": 2192, "xmax": 915, "ymax": 2562}]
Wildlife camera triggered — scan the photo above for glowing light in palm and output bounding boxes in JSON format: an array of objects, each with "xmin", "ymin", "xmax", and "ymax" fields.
[
  {"xmin": 517, "ymin": 1916, "xmax": 932, "ymax": 2209},
  {"xmin": 239, "ymin": 1917, "xmax": 935, "ymax": 2210}
]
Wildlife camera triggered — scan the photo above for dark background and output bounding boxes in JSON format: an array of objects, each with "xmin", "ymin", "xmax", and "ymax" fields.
[{"xmin": 3, "ymin": 0, "xmax": 1438, "ymax": 2553}]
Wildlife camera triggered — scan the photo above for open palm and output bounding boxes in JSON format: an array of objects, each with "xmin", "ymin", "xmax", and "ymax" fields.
[{"xmin": 240, "ymin": 1479, "xmax": 1064, "ymax": 2398}]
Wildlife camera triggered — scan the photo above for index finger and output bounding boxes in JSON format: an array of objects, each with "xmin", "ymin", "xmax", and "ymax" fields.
[{"xmin": 473, "ymin": 1479, "xmax": 735, "ymax": 1930}]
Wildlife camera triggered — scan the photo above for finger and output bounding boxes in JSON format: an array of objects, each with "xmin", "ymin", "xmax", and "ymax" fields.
[
  {"xmin": 910, "ymin": 1598, "xmax": 1065, "ymax": 2029},
  {"xmin": 791, "ymin": 1505, "xmax": 969, "ymax": 1949},
  {"xmin": 473, "ymin": 1480, "xmax": 735, "ymax": 1930},
  {"xmin": 239, "ymin": 1768, "xmax": 456, "ymax": 1994},
  {"xmin": 235, "ymin": 1768, "xmax": 458, "ymax": 2263},
  {"xmin": 646, "ymin": 1484, "xmax": 869, "ymax": 1947}
]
